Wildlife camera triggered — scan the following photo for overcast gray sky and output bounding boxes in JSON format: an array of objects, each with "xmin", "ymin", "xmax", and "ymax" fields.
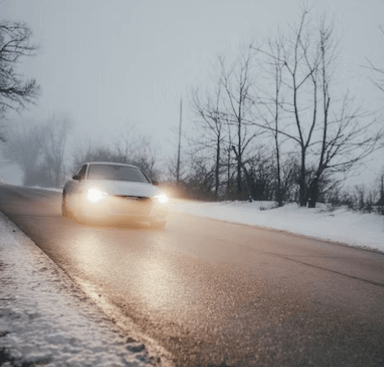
[{"xmin": 1, "ymin": 0, "xmax": 383, "ymax": 184}]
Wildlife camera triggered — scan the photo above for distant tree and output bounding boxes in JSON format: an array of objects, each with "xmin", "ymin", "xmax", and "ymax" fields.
[
  {"xmin": 1, "ymin": 121, "xmax": 42, "ymax": 185},
  {"xmin": 167, "ymin": 151, "xmax": 186, "ymax": 183},
  {"xmin": 245, "ymin": 149, "xmax": 275, "ymax": 201},
  {"xmin": 278, "ymin": 153, "xmax": 299, "ymax": 203},
  {"xmin": 219, "ymin": 50, "xmax": 260, "ymax": 196},
  {"xmin": 186, "ymin": 154, "xmax": 216, "ymax": 200},
  {"xmin": 0, "ymin": 19, "xmax": 40, "ymax": 140},
  {"xmin": 113, "ymin": 131, "xmax": 160, "ymax": 180},
  {"xmin": 1, "ymin": 116, "xmax": 71, "ymax": 187},
  {"xmin": 39, "ymin": 115, "xmax": 71, "ymax": 187},
  {"xmin": 71, "ymin": 142, "xmax": 122, "ymax": 172},
  {"xmin": 190, "ymin": 79, "xmax": 227, "ymax": 199},
  {"xmin": 71, "ymin": 130, "xmax": 160, "ymax": 181}
]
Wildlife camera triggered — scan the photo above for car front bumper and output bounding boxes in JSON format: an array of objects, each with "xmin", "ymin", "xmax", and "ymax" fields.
[{"xmin": 73, "ymin": 195, "xmax": 168, "ymax": 223}]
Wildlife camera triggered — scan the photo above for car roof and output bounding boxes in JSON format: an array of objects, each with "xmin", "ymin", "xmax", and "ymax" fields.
[{"xmin": 85, "ymin": 162, "xmax": 141, "ymax": 169}]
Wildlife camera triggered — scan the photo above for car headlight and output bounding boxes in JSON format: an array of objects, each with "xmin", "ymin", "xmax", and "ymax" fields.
[
  {"xmin": 155, "ymin": 193, "xmax": 168, "ymax": 204},
  {"xmin": 86, "ymin": 188, "xmax": 108, "ymax": 203}
]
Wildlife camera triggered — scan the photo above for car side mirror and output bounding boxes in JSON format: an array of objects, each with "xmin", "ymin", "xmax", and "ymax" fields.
[{"xmin": 73, "ymin": 174, "xmax": 82, "ymax": 181}]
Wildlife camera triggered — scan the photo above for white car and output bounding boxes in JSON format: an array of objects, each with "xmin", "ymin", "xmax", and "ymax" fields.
[{"xmin": 62, "ymin": 162, "xmax": 168, "ymax": 228}]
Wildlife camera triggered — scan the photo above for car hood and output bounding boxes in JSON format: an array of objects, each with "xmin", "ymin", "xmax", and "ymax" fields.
[{"xmin": 82, "ymin": 180, "xmax": 159, "ymax": 198}]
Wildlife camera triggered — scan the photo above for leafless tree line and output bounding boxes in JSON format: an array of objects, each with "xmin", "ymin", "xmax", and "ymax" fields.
[
  {"xmin": 326, "ymin": 169, "xmax": 384, "ymax": 215},
  {"xmin": 1, "ymin": 117, "xmax": 160, "ymax": 187},
  {"xmin": 0, "ymin": 7, "xmax": 382, "ymax": 210},
  {"xmin": 71, "ymin": 129, "xmax": 160, "ymax": 181},
  {"xmin": 1, "ymin": 115, "xmax": 70, "ymax": 187},
  {"xmin": 184, "ymin": 7, "xmax": 383, "ymax": 207}
]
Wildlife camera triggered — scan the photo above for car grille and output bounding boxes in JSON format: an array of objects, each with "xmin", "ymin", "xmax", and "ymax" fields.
[
  {"xmin": 113, "ymin": 195, "xmax": 152, "ymax": 215},
  {"xmin": 115, "ymin": 195, "xmax": 151, "ymax": 202}
]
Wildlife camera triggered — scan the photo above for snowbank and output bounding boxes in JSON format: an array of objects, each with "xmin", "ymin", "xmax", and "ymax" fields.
[{"xmin": 168, "ymin": 200, "xmax": 384, "ymax": 253}]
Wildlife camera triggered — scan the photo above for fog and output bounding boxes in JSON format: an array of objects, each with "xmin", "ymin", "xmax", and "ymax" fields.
[{"xmin": 0, "ymin": 0, "xmax": 383, "ymax": 187}]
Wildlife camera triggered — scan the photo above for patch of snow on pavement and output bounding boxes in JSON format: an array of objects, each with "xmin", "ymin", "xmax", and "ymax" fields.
[
  {"xmin": 169, "ymin": 200, "xmax": 384, "ymax": 253},
  {"xmin": 0, "ymin": 211, "xmax": 158, "ymax": 367}
]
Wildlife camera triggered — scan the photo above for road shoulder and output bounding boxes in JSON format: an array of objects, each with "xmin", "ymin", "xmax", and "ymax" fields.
[{"xmin": 0, "ymin": 211, "xmax": 157, "ymax": 367}]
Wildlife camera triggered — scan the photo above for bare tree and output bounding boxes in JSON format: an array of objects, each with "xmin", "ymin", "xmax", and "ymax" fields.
[
  {"xmin": 279, "ymin": 9, "xmax": 320, "ymax": 207},
  {"xmin": 306, "ymin": 18, "xmax": 381, "ymax": 207},
  {"xmin": 113, "ymin": 130, "xmax": 160, "ymax": 180},
  {"xmin": 253, "ymin": 10, "xmax": 319, "ymax": 206},
  {"xmin": 254, "ymin": 37, "xmax": 288, "ymax": 206},
  {"xmin": 255, "ymin": 8, "xmax": 382, "ymax": 207},
  {"xmin": 1, "ymin": 121, "xmax": 42, "ymax": 185},
  {"xmin": 364, "ymin": 25, "xmax": 384, "ymax": 94},
  {"xmin": 189, "ymin": 80, "xmax": 227, "ymax": 199},
  {"xmin": 186, "ymin": 154, "xmax": 216, "ymax": 200},
  {"xmin": 70, "ymin": 129, "xmax": 160, "ymax": 181},
  {"xmin": 167, "ymin": 151, "xmax": 186, "ymax": 183},
  {"xmin": 1, "ymin": 116, "xmax": 71, "ymax": 187},
  {"xmin": 245, "ymin": 148, "xmax": 275, "ymax": 200},
  {"xmin": 39, "ymin": 115, "xmax": 71, "ymax": 187},
  {"xmin": 71, "ymin": 142, "xmax": 120, "ymax": 172},
  {"xmin": 131, "ymin": 136, "xmax": 159, "ymax": 180},
  {"xmin": 219, "ymin": 50, "xmax": 259, "ymax": 196},
  {"xmin": 0, "ymin": 20, "xmax": 40, "ymax": 140}
]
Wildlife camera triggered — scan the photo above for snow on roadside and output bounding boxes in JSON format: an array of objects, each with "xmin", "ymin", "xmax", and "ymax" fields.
[
  {"xmin": 0, "ymin": 211, "xmax": 158, "ymax": 367},
  {"xmin": 168, "ymin": 200, "xmax": 384, "ymax": 253},
  {"xmin": 27, "ymin": 185, "xmax": 384, "ymax": 252}
]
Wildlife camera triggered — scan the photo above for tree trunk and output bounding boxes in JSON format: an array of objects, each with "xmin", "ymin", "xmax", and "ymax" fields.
[
  {"xmin": 308, "ymin": 177, "xmax": 319, "ymax": 208},
  {"xmin": 275, "ymin": 145, "xmax": 283, "ymax": 207},
  {"xmin": 215, "ymin": 135, "xmax": 220, "ymax": 200},
  {"xmin": 227, "ymin": 147, "xmax": 231, "ymax": 193},
  {"xmin": 237, "ymin": 126, "xmax": 242, "ymax": 194},
  {"xmin": 241, "ymin": 164, "xmax": 253, "ymax": 201},
  {"xmin": 299, "ymin": 152, "xmax": 307, "ymax": 206},
  {"xmin": 231, "ymin": 145, "xmax": 242, "ymax": 194},
  {"xmin": 237, "ymin": 158, "xmax": 242, "ymax": 194}
]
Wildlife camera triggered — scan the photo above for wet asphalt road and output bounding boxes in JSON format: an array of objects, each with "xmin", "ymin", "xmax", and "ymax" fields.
[{"xmin": 1, "ymin": 184, "xmax": 384, "ymax": 367}]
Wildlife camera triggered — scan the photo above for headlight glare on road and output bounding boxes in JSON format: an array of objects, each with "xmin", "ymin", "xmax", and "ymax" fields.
[
  {"xmin": 87, "ymin": 188, "xmax": 108, "ymax": 203},
  {"xmin": 155, "ymin": 193, "xmax": 169, "ymax": 204}
]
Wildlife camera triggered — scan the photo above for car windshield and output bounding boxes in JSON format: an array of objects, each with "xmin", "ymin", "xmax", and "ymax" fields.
[{"xmin": 87, "ymin": 164, "xmax": 150, "ymax": 183}]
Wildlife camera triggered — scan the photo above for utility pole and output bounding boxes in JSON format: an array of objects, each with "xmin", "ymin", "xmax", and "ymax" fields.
[{"xmin": 176, "ymin": 98, "xmax": 182, "ymax": 183}]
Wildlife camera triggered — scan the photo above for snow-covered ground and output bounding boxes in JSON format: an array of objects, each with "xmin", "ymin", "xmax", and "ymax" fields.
[
  {"xmin": 168, "ymin": 199, "xmax": 384, "ymax": 253},
  {"xmin": 1, "ymin": 188, "xmax": 383, "ymax": 366}
]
